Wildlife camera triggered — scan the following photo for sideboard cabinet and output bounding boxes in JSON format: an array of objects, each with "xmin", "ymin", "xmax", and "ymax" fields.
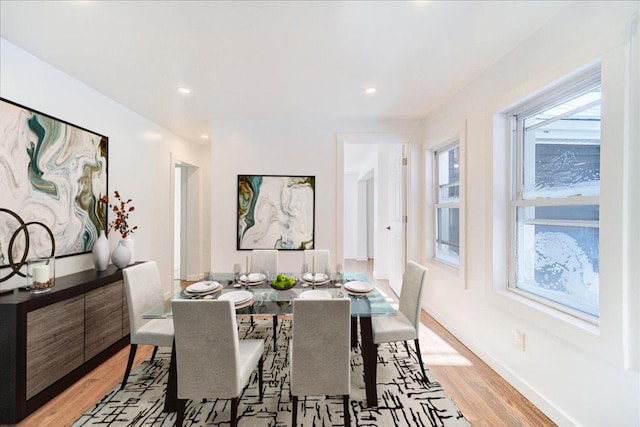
[{"xmin": 0, "ymin": 265, "xmax": 131, "ymax": 424}]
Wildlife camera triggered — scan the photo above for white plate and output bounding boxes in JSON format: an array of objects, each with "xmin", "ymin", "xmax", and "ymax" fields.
[
  {"xmin": 186, "ymin": 281, "xmax": 222, "ymax": 293},
  {"xmin": 299, "ymin": 290, "xmax": 332, "ymax": 300},
  {"xmin": 240, "ymin": 273, "xmax": 266, "ymax": 283},
  {"xmin": 303, "ymin": 273, "xmax": 329, "ymax": 282},
  {"xmin": 219, "ymin": 290, "xmax": 253, "ymax": 305},
  {"xmin": 344, "ymin": 281, "xmax": 374, "ymax": 293},
  {"xmin": 184, "ymin": 288, "xmax": 220, "ymax": 297}
]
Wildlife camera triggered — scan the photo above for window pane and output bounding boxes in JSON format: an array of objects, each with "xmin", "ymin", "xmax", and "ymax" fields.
[
  {"xmin": 436, "ymin": 207, "xmax": 459, "ymax": 265},
  {"xmin": 515, "ymin": 206, "xmax": 599, "ymax": 317},
  {"xmin": 521, "ymin": 87, "xmax": 601, "ymax": 200},
  {"xmin": 437, "ymin": 146, "xmax": 460, "ymax": 202},
  {"xmin": 535, "ymin": 204, "xmax": 599, "ymax": 221}
]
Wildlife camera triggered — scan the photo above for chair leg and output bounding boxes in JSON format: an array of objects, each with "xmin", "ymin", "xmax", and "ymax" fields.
[
  {"xmin": 120, "ymin": 344, "xmax": 138, "ymax": 390},
  {"xmin": 258, "ymin": 355, "xmax": 264, "ymax": 400},
  {"xmin": 292, "ymin": 395, "xmax": 298, "ymax": 426},
  {"xmin": 176, "ymin": 398, "xmax": 186, "ymax": 427},
  {"xmin": 231, "ymin": 397, "xmax": 239, "ymax": 427},
  {"xmin": 343, "ymin": 394, "xmax": 350, "ymax": 427},
  {"xmin": 150, "ymin": 345, "xmax": 159, "ymax": 362},
  {"xmin": 414, "ymin": 339, "xmax": 428, "ymax": 383},
  {"xmin": 403, "ymin": 341, "xmax": 410, "ymax": 355}
]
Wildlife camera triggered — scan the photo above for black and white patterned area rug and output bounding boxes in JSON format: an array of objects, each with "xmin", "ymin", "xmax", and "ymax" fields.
[{"xmin": 73, "ymin": 318, "xmax": 469, "ymax": 426}]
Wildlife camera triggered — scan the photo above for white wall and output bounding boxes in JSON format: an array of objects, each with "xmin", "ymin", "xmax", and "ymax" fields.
[
  {"xmin": 422, "ymin": 3, "xmax": 639, "ymax": 426},
  {"xmin": 210, "ymin": 119, "xmax": 422, "ymax": 274},
  {"xmin": 343, "ymin": 173, "xmax": 358, "ymax": 259},
  {"xmin": 0, "ymin": 38, "xmax": 212, "ymax": 295}
]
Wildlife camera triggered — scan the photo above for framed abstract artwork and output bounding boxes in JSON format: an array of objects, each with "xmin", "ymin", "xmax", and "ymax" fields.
[
  {"xmin": 237, "ymin": 175, "xmax": 315, "ymax": 250},
  {"xmin": 0, "ymin": 97, "xmax": 108, "ymax": 268}
]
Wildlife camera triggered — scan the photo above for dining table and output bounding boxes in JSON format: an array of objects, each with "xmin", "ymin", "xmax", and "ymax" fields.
[{"xmin": 142, "ymin": 272, "xmax": 396, "ymax": 409}]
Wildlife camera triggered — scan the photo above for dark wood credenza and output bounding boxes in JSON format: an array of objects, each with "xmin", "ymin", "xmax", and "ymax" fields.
[{"xmin": 0, "ymin": 265, "xmax": 131, "ymax": 424}]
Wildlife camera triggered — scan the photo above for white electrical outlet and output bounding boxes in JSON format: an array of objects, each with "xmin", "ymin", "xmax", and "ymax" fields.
[{"xmin": 514, "ymin": 330, "xmax": 526, "ymax": 351}]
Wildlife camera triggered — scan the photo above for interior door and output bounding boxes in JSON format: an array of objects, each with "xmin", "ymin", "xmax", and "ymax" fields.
[
  {"xmin": 387, "ymin": 144, "xmax": 407, "ymax": 295},
  {"xmin": 174, "ymin": 165, "xmax": 182, "ymax": 281}
]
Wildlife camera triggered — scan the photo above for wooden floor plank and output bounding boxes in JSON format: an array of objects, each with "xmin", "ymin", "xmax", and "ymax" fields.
[{"xmin": 10, "ymin": 345, "xmax": 153, "ymax": 427}]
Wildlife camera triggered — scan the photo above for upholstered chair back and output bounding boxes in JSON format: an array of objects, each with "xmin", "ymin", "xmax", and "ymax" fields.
[
  {"xmin": 398, "ymin": 261, "xmax": 428, "ymax": 330},
  {"xmin": 123, "ymin": 261, "xmax": 166, "ymax": 344},
  {"xmin": 172, "ymin": 299, "xmax": 243, "ymax": 398},
  {"xmin": 302, "ymin": 249, "xmax": 331, "ymax": 274},
  {"xmin": 250, "ymin": 250, "xmax": 278, "ymax": 274},
  {"xmin": 291, "ymin": 299, "xmax": 351, "ymax": 397}
]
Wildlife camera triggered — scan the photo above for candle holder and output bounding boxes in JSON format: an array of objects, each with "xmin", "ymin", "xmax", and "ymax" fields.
[{"xmin": 27, "ymin": 257, "xmax": 55, "ymax": 294}]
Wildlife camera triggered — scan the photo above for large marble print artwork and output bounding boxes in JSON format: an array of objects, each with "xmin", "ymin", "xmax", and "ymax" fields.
[
  {"xmin": 0, "ymin": 99, "xmax": 108, "ymax": 267},
  {"xmin": 238, "ymin": 175, "xmax": 314, "ymax": 250}
]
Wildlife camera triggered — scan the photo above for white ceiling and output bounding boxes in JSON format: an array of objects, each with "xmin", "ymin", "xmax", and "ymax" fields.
[{"xmin": 0, "ymin": 1, "xmax": 569, "ymax": 143}]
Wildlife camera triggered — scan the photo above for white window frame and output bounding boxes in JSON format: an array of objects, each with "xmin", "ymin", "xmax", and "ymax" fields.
[
  {"xmin": 433, "ymin": 141, "xmax": 461, "ymax": 268},
  {"xmin": 507, "ymin": 67, "xmax": 601, "ymax": 323}
]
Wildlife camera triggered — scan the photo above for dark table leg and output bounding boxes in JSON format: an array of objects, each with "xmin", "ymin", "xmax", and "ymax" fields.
[
  {"xmin": 273, "ymin": 315, "xmax": 278, "ymax": 349},
  {"xmin": 163, "ymin": 340, "xmax": 178, "ymax": 412},
  {"xmin": 351, "ymin": 316, "xmax": 358, "ymax": 349},
  {"xmin": 359, "ymin": 316, "xmax": 377, "ymax": 407}
]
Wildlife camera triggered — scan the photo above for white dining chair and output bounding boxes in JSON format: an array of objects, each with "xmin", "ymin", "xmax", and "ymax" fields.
[
  {"xmin": 251, "ymin": 249, "xmax": 279, "ymax": 345},
  {"xmin": 371, "ymin": 260, "xmax": 429, "ymax": 382},
  {"xmin": 172, "ymin": 299, "xmax": 264, "ymax": 427},
  {"xmin": 291, "ymin": 298, "xmax": 351, "ymax": 426},
  {"xmin": 121, "ymin": 261, "xmax": 174, "ymax": 390},
  {"xmin": 250, "ymin": 249, "xmax": 278, "ymax": 275},
  {"xmin": 302, "ymin": 249, "xmax": 330, "ymax": 274}
]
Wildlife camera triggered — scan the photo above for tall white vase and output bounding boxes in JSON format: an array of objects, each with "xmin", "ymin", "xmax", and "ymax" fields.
[
  {"xmin": 111, "ymin": 240, "xmax": 132, "ymax": 269},
  {"xmin": 92, "ymin": 231, "xmax": 110, "ymax": 271},
  {"xmin": 122, "ymin": 236, "xmax": 135, "ymax": 264}
]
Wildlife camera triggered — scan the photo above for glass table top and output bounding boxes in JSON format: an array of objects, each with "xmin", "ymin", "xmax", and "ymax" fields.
[{"xmin": 142, "ymin": 272, "xmax": 396, "ymax": 319}]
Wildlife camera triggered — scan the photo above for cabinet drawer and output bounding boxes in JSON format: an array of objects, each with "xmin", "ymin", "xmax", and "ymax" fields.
[
  {"xmin": 26, "ymin": 295, "xmax": 85, "ymax": 399},
  {"xmin": 85, "ymin": 281, "xmax": 123, "ymax": 361}
]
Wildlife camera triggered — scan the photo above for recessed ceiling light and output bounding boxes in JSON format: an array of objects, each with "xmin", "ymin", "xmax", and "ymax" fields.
[
  {"xmin": 365, "ymin": 87, "xmax": 377, "ymax": 94},
  {"xmin": 200, "ymin": 134, "xmax": 209, "ymax": 139},
  {"xmin": 177, "ymin": 86, "xmax": 191, "ymax": 95}
]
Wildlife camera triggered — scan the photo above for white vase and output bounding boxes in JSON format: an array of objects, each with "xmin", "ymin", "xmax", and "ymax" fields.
[
  {"xmin": 111, "ymin": 240, "xmax": 132, "ymax": 269},
  {"xmin": 92, "ymin": 230, "xmax": 110, "ymax": 271},
  {"xmin": 122, "ymin": 236, "xmax": 135, "ymax": 264}
]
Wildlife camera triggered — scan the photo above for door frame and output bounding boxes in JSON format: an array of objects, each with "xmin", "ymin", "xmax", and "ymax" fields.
[
  {"xmin": 170, "ymin": 154, "xmax": 201, "ymax": 287},
  {"xmin": 336, "ymin": 132, "xmax": 412, "ymax": 285}
]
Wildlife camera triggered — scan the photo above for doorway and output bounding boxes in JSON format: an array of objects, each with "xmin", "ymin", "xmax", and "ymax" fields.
[
  {"xmin": 340, "ymin": 135, "xmax": 408, "ymax": 296},
  {"xmin": 171, "ymin": 155, "xmax": 201, "ymax": 294},
  {"xmin": 174, "ymin": 164, "xmax": 186, "ymax": 282}
]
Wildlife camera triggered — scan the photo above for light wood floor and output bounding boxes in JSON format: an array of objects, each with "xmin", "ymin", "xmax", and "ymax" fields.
[
  {"xmin": 10, "ymin": 261, "xmax": 555, "ymax": 427},
  {"xmin": 7, "ymin": 345, "xmax": 153, "ymax": 427}
]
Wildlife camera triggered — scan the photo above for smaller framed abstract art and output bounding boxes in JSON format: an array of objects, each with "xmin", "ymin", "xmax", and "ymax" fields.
[{"xmin": 237, "ymin": 175, "xmax": 315, "ymax": 250}]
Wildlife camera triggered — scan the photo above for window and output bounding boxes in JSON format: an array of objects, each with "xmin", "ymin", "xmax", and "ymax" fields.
[
  {"xmin": 510, "ymin": 69, "xmax": 601, "ymax": 319},
  {"xmin": 434, "ymin": 143, "xmax": 460, "ymax": 266}
]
